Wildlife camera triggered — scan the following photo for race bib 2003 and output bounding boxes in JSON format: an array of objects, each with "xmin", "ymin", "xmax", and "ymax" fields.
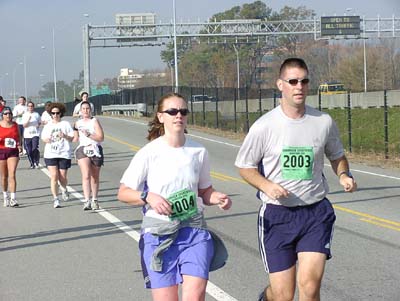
[{"xmin": 280, "ymin": 146, "xmax": 314, "ymax": 180}]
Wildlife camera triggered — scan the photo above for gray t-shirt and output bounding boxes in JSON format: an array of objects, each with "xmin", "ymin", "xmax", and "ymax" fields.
[{"xmin": 235, "ymin": 105, "xmax": 344, "ymax": 207}]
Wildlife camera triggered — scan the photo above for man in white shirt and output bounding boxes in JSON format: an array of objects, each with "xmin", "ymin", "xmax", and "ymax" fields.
[{"xmin": 13, "ymin": 96, "xmax": 27, "ymax": 154}]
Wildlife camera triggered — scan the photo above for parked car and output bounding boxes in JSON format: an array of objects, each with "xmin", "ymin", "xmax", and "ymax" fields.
[{"xmin": 191, "ymin": 95, "xmax": 210, "ymax": 103}]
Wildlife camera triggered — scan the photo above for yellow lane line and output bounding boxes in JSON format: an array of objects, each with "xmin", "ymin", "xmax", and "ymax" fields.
[
  {"xmin": 333, "ymin": 205, "xmax": 400, "ymax": 227},
  {"xmin": 360, "ymin": 218, "xmax": 400, "ymax": 232},
  {"xmin": 105, "ymin": 135, "xmax": 141, "ymax": 151},
  {"xmin": 210, "ymin": 171, "xmax": 247, "ymax": 184},
  {"xmin": 105, "ymin": 134, "xmax": 400, "ymax": 231}
]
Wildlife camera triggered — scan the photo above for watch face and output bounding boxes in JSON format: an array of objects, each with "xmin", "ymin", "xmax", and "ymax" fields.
[{"xmin": 140, "ymin": 191, "xmax": 148, "ymax": 201}]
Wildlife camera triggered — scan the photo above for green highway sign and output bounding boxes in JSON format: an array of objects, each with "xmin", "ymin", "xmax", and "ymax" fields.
[{"xmin": 321, "ymin": 16, "xmax": 361, "ymax": 37}]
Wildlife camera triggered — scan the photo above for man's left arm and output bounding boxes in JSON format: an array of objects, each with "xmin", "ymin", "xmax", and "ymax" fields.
[{"xmin": 330, "ymin": 155, "xmax": 357, "ymax": 192}]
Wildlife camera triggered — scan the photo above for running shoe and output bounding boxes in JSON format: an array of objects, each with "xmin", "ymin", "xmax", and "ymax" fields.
[
  {"xmin": 35, "ymin": 163, "xmax": 40, "ymax": 169},
  {"xmin": 9, "ymin": 199, "xmax": 19, "ymax": 207},
  {"xmin": 53, "ymin": 198, "xmax": 61, "ymax": 208},
  {"xmin": 3, "ymin": 196, "xmax": 10, "ymax": 207},
  {"xmin": 62, "ymin": 190, "xmax": 70, "ymax": 201},
  {"xmin": 91, "ymin": 199, "xmax": 99, "ymax": 210},
  {"xmin": 83, "ymin": 200, "xmax": 92, "ymax": 211},
  {"xmin": 30, "ymin": 165, "xmax": 35, "ymax": 169}
]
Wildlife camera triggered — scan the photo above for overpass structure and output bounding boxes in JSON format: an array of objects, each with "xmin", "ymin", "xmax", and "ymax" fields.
[{"xmin": 83, "ymin": 16, "xmax": 400, "ymax": 92}]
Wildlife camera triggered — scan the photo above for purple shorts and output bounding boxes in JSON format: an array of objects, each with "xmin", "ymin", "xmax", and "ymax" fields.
[
  {"xmin": 258, "ymin": 198, "xmax": 336, "ymax": 273},
  {"xmin": 139, "ymin": 227, "xmax": 214, "ymax": 289}
]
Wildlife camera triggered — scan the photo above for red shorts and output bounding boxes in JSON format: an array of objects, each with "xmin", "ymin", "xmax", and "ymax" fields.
[{"xmin": 0, "ymin": 148, "xmax": 19, "ymax": 160}]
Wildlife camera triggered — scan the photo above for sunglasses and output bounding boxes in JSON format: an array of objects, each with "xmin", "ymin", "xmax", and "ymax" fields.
[
  {"xmin": 281, "ymin": 78, "xmax": 310, "ymax": 85},
  {"xmin": 161, "ymin": 108, "xmax": 189, "ymax": 116},
  {"xmin": 3, "ymin": 112, "xmax": 12, "ymax": 116},
  {"xmin": 51, "ymin": 112, "xmax": 61, "ymax": 115}
]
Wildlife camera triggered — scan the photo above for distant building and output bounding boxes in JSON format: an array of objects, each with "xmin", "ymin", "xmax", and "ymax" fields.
[{"xmin": 118, "ymin": 68, "xmax": 144, "ymax": 89}]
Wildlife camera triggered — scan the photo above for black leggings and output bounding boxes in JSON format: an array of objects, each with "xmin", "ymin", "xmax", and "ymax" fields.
[{"xmin": 24, "ymin": 136, "xmax": 40, "ymax": 166}]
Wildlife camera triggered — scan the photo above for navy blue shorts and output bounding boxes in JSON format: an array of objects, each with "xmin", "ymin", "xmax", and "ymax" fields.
[
  {"xmin": 258, "ymin": 198, "xmax": 336, "ymax": 273},
  {"xmin": 44, "ymin": 158, "xmax": 72, "ymax": 170}
]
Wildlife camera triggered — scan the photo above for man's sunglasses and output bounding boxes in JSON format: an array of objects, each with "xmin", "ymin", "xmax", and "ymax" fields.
[
  {"xmin": 161, "ymin": 108, "xmax": 189, "ymax": 116},
  {"xmin": 51, "ymin": 112, "xmax": 61, "ymax": 115},
  {"xmin": 281, "ymin": 78, "xmax": 310, "ymax": 85}
]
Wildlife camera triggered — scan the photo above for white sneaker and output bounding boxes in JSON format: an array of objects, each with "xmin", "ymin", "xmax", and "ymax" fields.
[
  {"xmin": 83, "ymin": 200, "xmax": 92, "ymax": 211},
  {"xmin": 9, "ymin": 199, "xmax": 19, "ymax": 207},
  {"xmin": 53, "ymin": 198, "xmax": 61, "ymax": 208},
  {"xmin": 3, "ymin": 196, "xmax": 10, "ymax": 207},
  {"xmin": 91, "ymin": 199, "xmax": 99, "ymax": 210},
  {"xmin": 62, "ymin": 190, "xmax": 70, "ymax": 201}
]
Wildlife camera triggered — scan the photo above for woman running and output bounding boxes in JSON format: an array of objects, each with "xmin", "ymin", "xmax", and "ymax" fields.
[
  {"xmin": 0, "ymin": 107, "xmax": 22, "ymax": 207},
  {"xmin": 22, "ymin": 101, "xmax": 41, "ymax": 168},
  {"xmin": 41, "ymin": 103, "xmax": 74, "ymax": 208},
  {"xmin": 73, "ymin": 101, "xmax": 104, "ymax": 211},
  {"xmin": 118, "ymin": 92, "xmax": 232, "ymax": 301}
]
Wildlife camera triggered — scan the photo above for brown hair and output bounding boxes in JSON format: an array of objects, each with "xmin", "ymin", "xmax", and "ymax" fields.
[
  {"xmin": 47, "ymin": 102, "xmax": 66, "ymax": 118},
  {"xmin": 147, "ymin": 92, "xmax": 187, "ymax": 141},
  {"xmin": 279, "ymin": 57, "xmax": 309, "ymax": 78}
]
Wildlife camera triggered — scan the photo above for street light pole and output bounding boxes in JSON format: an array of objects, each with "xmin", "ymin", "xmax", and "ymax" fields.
[
  {"xmin": 23, "ymin": 55, "xmax": 27, "ymax": 97},
  {"xmin": 12, "ymin": 62, "xmax": 23, "ymax": 102},
  {"xmin": 172, "ymin": 0, "xmax": 179, "ymax": 92},
  {"xmin": 0, "ymin": 75, "xmax": 4, "ymax": 96},
  {"xmin": 52, "ymin": 28, "xmax": 58, "ymax": 101},
  {"xmin": 363, "ymin": 38, "xmax": 367, "ymax": 92}
]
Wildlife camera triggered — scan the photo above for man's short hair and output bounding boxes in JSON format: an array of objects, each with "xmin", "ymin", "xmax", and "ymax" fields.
[{"xmin": 279, "ymin": 58, "xmax": 309, "ymax": 77}]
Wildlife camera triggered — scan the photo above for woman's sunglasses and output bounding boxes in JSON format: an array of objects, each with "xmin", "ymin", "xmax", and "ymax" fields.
[
  {"xmin": 3, "ymin": 112, "xmax": 12, "ymax": 116},
  {"xmin": 161, "ymin": 108, "xmax": 189, "ymax": 116},
  {"xmin": 51, "ymin": 112, "xmax": 61, "ymax": 115},
  {"xmin": 281, "ymin": 78, "xmax": 310, "ymax": 85}
]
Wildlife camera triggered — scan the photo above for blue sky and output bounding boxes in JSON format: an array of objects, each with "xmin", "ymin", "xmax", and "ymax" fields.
[{"xmin": 1, "ymin": 0, "xmax": 399, "ymax": 98}]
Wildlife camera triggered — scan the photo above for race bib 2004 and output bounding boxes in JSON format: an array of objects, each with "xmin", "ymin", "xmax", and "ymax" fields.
[
  {"xmin": 280, "ymin": 146, "xmax": 314, "ymax": 180},
  {"xmin": 167, "ymin": 188, "xmax": 198, "ymax": 221}
]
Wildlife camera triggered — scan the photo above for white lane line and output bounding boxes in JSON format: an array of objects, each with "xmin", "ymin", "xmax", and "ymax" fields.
[
  {"xmin": 323, "ymin": 163, "xmax": 400, "ymax": 181},
  {"xmin": 38, "ymin": 163, "xmax": 238, "ymax": 301}
]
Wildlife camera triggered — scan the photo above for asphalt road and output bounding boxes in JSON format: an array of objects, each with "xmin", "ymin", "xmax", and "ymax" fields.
[{"xmin": 1, "ymin": 116, "xmax": 399, "ymax": 301}]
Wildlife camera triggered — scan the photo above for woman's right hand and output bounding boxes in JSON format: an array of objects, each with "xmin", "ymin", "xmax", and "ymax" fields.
[{"xmin": 147, "ymin": 192, "xmax": 172, "ymax": 216}]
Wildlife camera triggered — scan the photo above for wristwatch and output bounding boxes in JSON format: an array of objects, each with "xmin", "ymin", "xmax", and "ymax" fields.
[
  {"xmin": 140, "ymin": 191, "xmax": 148, "ymax": 204},
  {"xmin": 339, "ymin": 171, "xmax": 353, "ymax": 179}
]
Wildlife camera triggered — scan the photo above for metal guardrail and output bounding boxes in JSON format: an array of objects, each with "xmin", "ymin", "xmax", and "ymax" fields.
[{"xmin": 101, "ymin": 103, "xmax": 147, "ymax": 116}]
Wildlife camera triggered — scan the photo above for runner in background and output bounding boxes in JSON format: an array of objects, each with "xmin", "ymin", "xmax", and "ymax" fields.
[
  {"xmin": 22, "ymin": 101, "xmax": 41, "ymax": 168},
  {"xmin": 0, "ymin": 106, "xmax": 22, "ymax": 207},
  {"xmin": 41, "ymin": 103, "xmax": 74, "ymax": 208},
  {"xmin": 41, "ymin": 101, "xmax": 53, "ymax": 126},
  {"xmin": 73, "ymin": 101, "xmax": 104, "ymax": 211},
  {"xmin": 12, "ymin": 96, "xmax": 27, "ymax": 155},
  {"xmin": 72, "ymin": 92, "xmax": 94, "ymax": 118}
]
